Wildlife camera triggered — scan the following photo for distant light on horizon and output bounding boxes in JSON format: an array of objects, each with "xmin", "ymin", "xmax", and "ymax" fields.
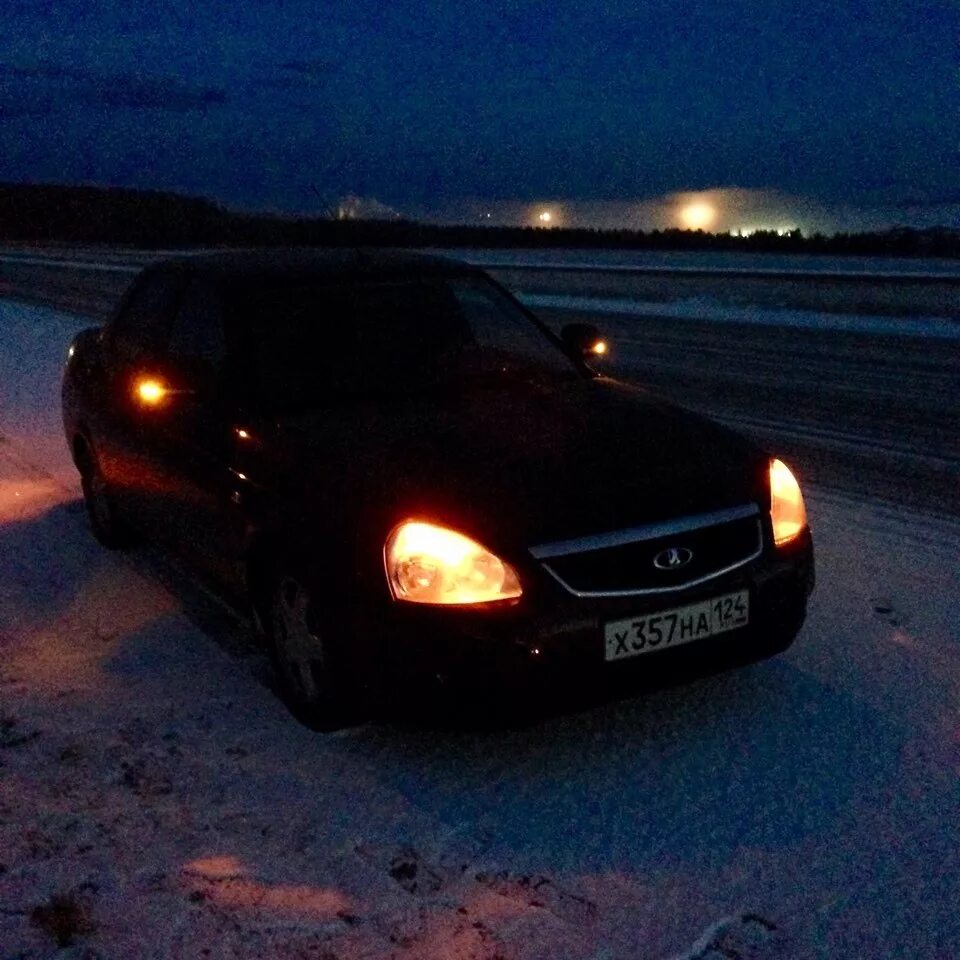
[
  {"xmin": 530, "ymin": 205, "xmax": 563, "ymax": 228},
  {"xmin": 420, "ymin": 186, "xmax": 954, "ymax": 234},
  {"xmin": 680, "ymin": 201, "xmax": 717, "ymax": 230},
  {"xmin": 731, "ymin": 223, "xmax": 800, "ymax": 237}
]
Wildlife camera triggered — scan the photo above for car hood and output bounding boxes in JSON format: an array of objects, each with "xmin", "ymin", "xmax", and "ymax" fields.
[{"xmin": 257, "ymin": 377, "xmax": 769, "ymax": 549}]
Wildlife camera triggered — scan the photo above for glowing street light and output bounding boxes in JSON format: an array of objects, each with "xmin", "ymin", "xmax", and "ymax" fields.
[{"xmin": 538, "ymin": 210, "xmax": 553, "ymax": 224}]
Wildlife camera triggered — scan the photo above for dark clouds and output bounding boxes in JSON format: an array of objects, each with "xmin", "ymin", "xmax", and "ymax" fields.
[
  {"xmin": 0, "ymin": 0, "xmax": 956, "ymax": 216},
  {"xmin": 0, "ymin": 61, "xmax": 227, "ymax": 113},
  {"xmin": 277, "ymin": 59, "xmax": 333, "ymax": 81},
  {"xmin": 264, "ymin": 58, "xmax": 334, "ymax": 92}
]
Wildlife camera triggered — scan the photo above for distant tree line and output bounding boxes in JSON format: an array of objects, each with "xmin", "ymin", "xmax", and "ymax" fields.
[{"xmin": 1, "ymin": 182, "xmax": 957, "ymax": 258}]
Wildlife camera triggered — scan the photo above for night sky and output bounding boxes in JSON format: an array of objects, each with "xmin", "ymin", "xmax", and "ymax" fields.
[{"xmin": 1, "ymin": 0, "xmax": 956, "ymax": 222}]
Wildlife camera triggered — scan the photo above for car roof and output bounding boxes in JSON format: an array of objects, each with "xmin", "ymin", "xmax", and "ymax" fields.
[{"xmin": 148, "ymin": 247, "xmax": 481, "ymax": 283}]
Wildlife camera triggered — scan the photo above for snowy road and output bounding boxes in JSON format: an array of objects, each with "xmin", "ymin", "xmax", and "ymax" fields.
[
  {"xmin": 529, "ymin": 302, "xmax": 959, "ymax": 519},
  {"xmin": 1, "ymin": 299, "xmax": 959, "ymax": 958},
  {"xmin": 1, "ymin": 248, "xmax": 957, "ymax": 519}
]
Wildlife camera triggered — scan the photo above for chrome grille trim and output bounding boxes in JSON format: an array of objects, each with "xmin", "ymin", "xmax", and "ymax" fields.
[
  {"xmin": 529, "ymin": 503, "xmax": 760, "ymax": 560},
  {"xmin": 531, "ymin": 504, "xmax": 764, "ymax": 599}
]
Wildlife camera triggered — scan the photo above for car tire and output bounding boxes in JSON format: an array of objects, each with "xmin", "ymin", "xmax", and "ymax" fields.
[
  {"xmin": 266, "ymin": 571, "xmax": 362, "ymax": 731},
  {"xmin": 77, "ymin": 441, "xmax": 136, "ymax": 549}
]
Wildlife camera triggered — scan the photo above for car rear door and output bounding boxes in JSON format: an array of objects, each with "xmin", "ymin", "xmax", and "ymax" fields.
[
  {"xmin": 93, "ymin": 270, "xmax": 183, "ymax": 531},
  {"xmin": 131, "ymin": 276, "xmax": 248, "ymax": 593}
]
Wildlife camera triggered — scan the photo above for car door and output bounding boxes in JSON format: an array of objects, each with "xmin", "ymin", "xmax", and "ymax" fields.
[
  {"xmin": 135, "ymin": 277, "xmax": 247, "ymax": 593},
  {"xmin": 93, "ymin": 269, "xmax": 184, "ymax": 532}
]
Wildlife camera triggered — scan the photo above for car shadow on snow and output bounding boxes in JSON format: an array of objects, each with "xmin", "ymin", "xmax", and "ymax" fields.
[
  {"xmin": 0, "ymin": 495, "xmax": 272, "ymax": 687},
  {"xmin": 341, "ymin": 659, "xmax": 900, "ymax": 875},
  {"xmin": 1, "ymin": 496, "xmax": 901, "ymax": 883},
  {"xmin": 0, "ymin": 497, "xmax": 114, "ymax": 629}
]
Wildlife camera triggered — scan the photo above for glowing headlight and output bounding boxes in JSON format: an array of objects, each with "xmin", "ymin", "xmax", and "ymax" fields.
[
  {"xmin": 385, "ymin": 521, "xmax": 522, "ymax": 605},
  {"xmin": 769, "ymin": 458, "xmax": 807, "ymax": 545}
]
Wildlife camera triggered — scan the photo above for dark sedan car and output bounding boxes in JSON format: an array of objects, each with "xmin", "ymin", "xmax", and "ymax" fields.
[{"xmin": 62, "ymin": 249, "xmax": 814, "ymax": 728}]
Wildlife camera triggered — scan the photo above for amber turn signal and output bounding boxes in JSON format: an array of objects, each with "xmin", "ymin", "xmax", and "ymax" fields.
[{"xmin": 134, "ymin": 376, "xmax": 168, "ymax": 407}]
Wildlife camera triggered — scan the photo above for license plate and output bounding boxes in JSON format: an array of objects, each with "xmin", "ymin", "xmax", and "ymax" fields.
[{"xmin": 604, "ymin": 590, "xmax": 749, "ymax": 662}]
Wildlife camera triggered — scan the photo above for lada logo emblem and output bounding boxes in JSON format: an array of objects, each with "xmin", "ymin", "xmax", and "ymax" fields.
[{"xmin": 653, "ymin": 546, "xmax": 693, "ymax": 570}]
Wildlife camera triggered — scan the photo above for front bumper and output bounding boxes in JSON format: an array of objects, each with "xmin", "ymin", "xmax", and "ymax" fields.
[{"xmin": 369, "ymin": 530, "xmax": 814, "ymax": 706}]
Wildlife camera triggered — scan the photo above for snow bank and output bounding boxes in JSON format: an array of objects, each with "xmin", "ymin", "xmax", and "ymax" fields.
[{"xmin": 519, "ymin": 292, "xmax": 960, "ymax": 339}]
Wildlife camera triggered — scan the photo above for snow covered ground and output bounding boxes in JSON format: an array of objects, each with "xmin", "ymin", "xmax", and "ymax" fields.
[
  {"xmin": 5, "ymin": 246, "xmax": 960, "ymax": 278},
  {"xmin": 1, "ymin": 299, "xmax": 958, "ymax": 958},
  {"xmin": 434, "ymin": 248, "xmax": 960, "ymax": 279},
  {"xmin": 519, "ymin": 293, "xmax": 960, "ymax": 340}
]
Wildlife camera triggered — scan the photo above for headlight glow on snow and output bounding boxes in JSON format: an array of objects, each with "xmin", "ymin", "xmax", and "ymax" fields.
[
  {"xmin": 385, "ymin": 521, "xmax": 522, "ymax": 605},
  {"xmin": 769, "ymin": 458, "xmax": 807, "ymax": 545}
]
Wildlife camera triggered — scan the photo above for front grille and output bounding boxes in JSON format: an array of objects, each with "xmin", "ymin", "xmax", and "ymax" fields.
[{"xmin": 531, "ymin": 505, "xmax": 763, "ymax": 597}]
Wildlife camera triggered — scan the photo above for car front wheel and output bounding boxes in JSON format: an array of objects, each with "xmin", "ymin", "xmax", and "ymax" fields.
[{"xmin": 268, "ymin": 572, "xmax": 360, "ymax": 730}]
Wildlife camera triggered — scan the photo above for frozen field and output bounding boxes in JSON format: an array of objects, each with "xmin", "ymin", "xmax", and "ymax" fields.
[
  {"xmin": 520, "ymin": 292, "xmax": 960, "ymax": 338},
  {"xmin": 436, "ymin": 248, "xmax": 960, "ymax": 278},
  {"xmin": 5, "ymin": 246, "xmax": 960, "ymax": 276},
  {"xmin": 2, "ymin": 247, "xmax": 960, "ymax": 323},
  {"xmin": 1, "ymin": 300, "xmax": 959, "ymax": 958}
]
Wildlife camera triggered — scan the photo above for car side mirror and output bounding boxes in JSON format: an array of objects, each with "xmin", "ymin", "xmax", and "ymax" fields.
[{"xmin": 561, "ymin": 323, "xmax": 609, "ymax": 361}]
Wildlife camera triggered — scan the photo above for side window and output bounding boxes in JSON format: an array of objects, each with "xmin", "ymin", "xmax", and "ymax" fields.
[
  {"xmin": 110, "ymin": 273, "xmax": 180, "ymax": 364},
  {"xmin": 450, "ymin": 279, "xmax": 567, "ymax": 375},
  {"xmin": 167, "ymin": 279, "xmax": 226, "ymax": 377}
]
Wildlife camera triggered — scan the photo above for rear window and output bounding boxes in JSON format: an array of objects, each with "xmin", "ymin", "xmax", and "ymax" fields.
[{"xmin": 110, "ymin": 272, "xmax": 181, "ymax": 363}]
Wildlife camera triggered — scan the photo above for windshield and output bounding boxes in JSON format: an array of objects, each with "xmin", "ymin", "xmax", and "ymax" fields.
[{"xmin": 234, "ymin": 274, "xmax": 580, "ymax": 410}]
